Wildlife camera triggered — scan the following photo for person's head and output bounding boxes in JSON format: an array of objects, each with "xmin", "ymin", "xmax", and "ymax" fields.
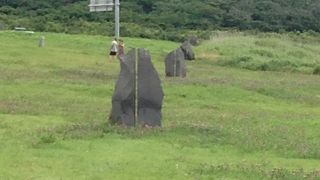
[{"xmin": 118, "ymin": 39, "xmax": 124, "ymax": 45}]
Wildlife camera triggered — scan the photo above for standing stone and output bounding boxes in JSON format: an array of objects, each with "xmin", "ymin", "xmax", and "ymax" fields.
[
  {"xmin": 181, "ymin": 41, "xmax": 195, "ymax": 60},
  {"xmin": 138, "ymin": 48, "xmax": 164, "ymax": 127},
  {"xmin": 165, "ymin": 48, "xmax": 186, "ymax": 77},
  {"xmin": 187, "ymin": 36, "xmax": 200, "ymax": 46},
  {"xmin": 110, "ymin": 49, "xmax": 136, "ymax": 126},
  {"xmin": 110, "ymin": 48, "xmax": 164, "ymax": 127},
  {"xmin": 38, "ymin": 36, "xmax": 45, "ymax": 47}
]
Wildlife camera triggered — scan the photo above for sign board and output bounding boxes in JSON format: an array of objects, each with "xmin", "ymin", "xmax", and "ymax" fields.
[
  {"xmin": 88, "ymin": 0, "xmax": 120, "ymax": 38},
  {"xmin": 89, "ymin": 0, "xmax": 114, "ymax": 12},
  {"xmin": 14, "ymin": 27, "xmax": 26, "ymax": 31}
]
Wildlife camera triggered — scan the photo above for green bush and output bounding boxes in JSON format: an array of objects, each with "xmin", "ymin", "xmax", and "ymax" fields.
[
  {"xmin": 0, "ymin": 21, "xmax": 6, "ymax": 30},
  {"xmin": 2, "ymin": 0, "xmax": 320, "ymax": 41},
  {"xmin": 217, "ymin": 57, "xmax": 303, "ymax": 72},
  {"xmin": 217, "ymin": 56, "xmax": 253, "ymax": 67},
  {"xmin": 314, "ymin": 66, "xmax": 320, "ymax": 75},
  {"xmin": 39, "ymin": 133, "xmax": 56, "ymax": 144}
]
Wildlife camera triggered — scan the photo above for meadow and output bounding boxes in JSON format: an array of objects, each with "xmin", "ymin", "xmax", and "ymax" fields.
[{"xmin": 0, "ymin": 31, "xmax": 320, "ymax": 179}]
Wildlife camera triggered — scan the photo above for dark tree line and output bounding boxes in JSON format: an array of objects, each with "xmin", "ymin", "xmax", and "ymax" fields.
[{"xmin": 0, "ymin": 0, "xmax": 319, "ymax": 40}]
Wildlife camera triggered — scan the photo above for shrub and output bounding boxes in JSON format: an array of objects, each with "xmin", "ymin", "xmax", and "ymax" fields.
[
  {"xmin": 313, "ymin": 66, "xmax": 320, "ymax": 75},
  {"xmin": 39, "ymin": 133, "xmax": 56, "ymax": 144},
  {"xmin": 217, "ymin": 56, "xmax": 253, "ymax": 67},
  {"xmin": 250, "ymin": 49, "xmax": 275, "ymax": 58},
  {"xmin": 0, "ymin": 21, "xmax": 6, "ymax": 30},
  {"xmin": 258, "ymin": 63, "xmax": 269, "ymax": 71},
  {"xmin": 254, "ymin": 39, "xmax": 280, "ymax": 48}
]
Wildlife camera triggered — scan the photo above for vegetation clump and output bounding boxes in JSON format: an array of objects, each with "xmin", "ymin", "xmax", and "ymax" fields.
[
  {"xmin": 199, "ymin": 31, "xmax": 320, "ymax": 74},
  {"xmin": 313, "ymin": 66, "xmax": 320, "ymax": 75},
  {"xmin": 1, "ymin": 0, "xmax": 320, "ymax": 41}
]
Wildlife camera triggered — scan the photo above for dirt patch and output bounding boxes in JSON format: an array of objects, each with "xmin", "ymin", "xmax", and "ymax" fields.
[
  {"xmin": 197, "ymin": 53, "xmax": 220, "ymax": 61},
  {"xmin": 0, "ymin": 100, "xmax": 18, "ymax": 113}
]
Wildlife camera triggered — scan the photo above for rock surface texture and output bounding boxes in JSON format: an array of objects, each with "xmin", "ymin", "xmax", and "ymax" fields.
[
  {"xmin": 180, "ymin": 41, "xmax": 195, "ymax": 60},
  {"xmin": 110, "ymin": 48, "xmax": 164, "ymax": 127},
  {"xmin": 165, "ymin": 48, "xmax": 186, "ymax": 77}
]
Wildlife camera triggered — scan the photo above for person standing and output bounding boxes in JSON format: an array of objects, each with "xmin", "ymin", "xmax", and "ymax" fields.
[
  {"xmin": 117, "ymin": 39, "xmax": 125, "ymax": 61},
  {"xmin": 109, "ymin": 38, "xmax": 118, "ymax": 60}
]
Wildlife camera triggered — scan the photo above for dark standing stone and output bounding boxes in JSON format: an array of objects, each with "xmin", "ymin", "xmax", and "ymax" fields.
[
  {"xmin": 110, "ymin": 49, "xmax": 135, "ymax": 126},
  {"xmin": 110, "ymin": 48, "xmax": 164, "ymax": 127},
  {"xmin": 188, "ymin": 36, "xmax": 200, "ymax": 46},
  {"xmin": 165, "ymin": 48, "xmax": 186, "ymax": 77},
  {"xmin": 138, "ymin": 48, "xmax": 164, "ymax": 127},
  {"xmin": 181, "ymin": 41, "xmax": 195, "ymax": 60}
]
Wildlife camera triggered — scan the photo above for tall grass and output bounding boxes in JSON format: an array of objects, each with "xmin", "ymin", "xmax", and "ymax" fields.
[{"xmin": 197, "ymin": 31, "xmax": 320, "ymax": 74}]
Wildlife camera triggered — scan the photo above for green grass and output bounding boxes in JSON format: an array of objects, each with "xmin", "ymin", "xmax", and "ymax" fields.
[
  {"xmin": 197, "ymin": 31, "xmax": 320, "ymax": 74},
  {"xmin": 0, "ymin": 31, "xmax": 320, "ymax": 179}
]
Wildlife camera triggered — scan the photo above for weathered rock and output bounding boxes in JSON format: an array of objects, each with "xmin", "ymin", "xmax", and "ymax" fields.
[
  {"xmin": 38, "ymin": 36, "xmax": 45, "ymax": 47},
  {"xmin": 110, "ymin": 48, "xmax": 164, "ymax": 127},
  {"xmin": 137, "ymin": 49, "xmax": 164, "ymax": 127},
  {"xmin": 181, "ymin": 41, "xmax": 195, "ymax": 60},
  {"xmin": 165, "ymin": 48, "xmax": 186, "ymax": 77},
  {"xmin": 110, "ymin": 49, "xmax": 135, "ymax": 126},
  {"xmin": 187, "ymin": 36, "xmax": 200, "ymax": 46}
]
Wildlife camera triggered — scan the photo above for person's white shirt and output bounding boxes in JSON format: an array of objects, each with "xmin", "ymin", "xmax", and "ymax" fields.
[{"xmin": 111, "ymin": 40, "xmax": 118, "ymax": 52}]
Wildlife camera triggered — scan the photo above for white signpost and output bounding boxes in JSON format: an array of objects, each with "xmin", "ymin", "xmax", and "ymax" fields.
[{"xmin": 89, "ymin": 0, "xmax": 120, "ymax": 38}]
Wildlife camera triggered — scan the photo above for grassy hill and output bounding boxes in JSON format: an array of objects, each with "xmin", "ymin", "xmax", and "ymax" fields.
[
  {"xmin": 0, "ymin": 31, "xmax": 320, "ymax": 179},
  {"xmin": 1, "ymin": 0, "xmax": 320, "ymax": 40},
  {"xmin": 198, "ymin": 31, "xmax": 320, "ymax": 74}
]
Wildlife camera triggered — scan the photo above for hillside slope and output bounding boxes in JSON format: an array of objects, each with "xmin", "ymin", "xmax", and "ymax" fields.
[
  {"xmin": 1, "ymin": 0, "xmax": 320, "ymax": 40},
  {"xmin": 0, "ymin": 31, "xmax": 320, "ymax": 179},
  {"xmin": 198, "ymin": 31, "xmax": 320, "ymax": 74}
]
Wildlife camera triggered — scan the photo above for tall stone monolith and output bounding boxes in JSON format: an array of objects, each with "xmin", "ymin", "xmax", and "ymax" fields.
[
  {"xmin": 165, "ymin": 48, "xmax": 186, "ymax": 77},
  {"xmin": 187, "ymin": 36, "xmax": 200, "ymax": 46},
  {"xmin": 110, "ymin": 48, "xmax": 164, "ymax": 127},
  {"xmin": 181, "ymin": 41, "xmax": 195, "ymax": 60}
]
